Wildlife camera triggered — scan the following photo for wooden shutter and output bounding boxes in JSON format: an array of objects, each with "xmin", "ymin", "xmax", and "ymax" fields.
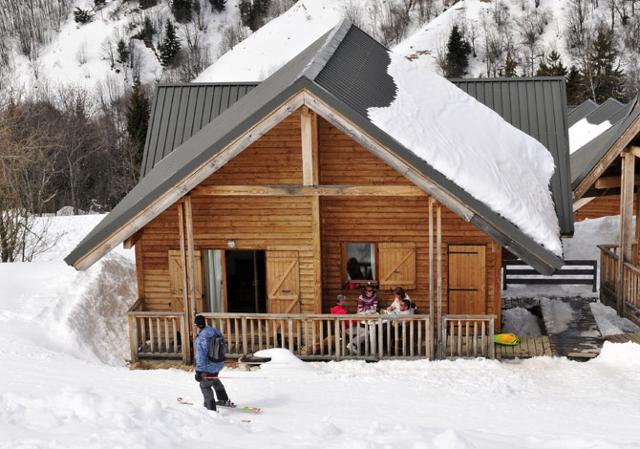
[
  {"xmin": 266, "ymin": 251, "xmax": 301, "ymax": 314},
  {"xmin": 447, "ymin": 245, "xmax": 486, "ymax": 315},
  {"xmin": 168, "ymin": 250, "xmax": 203, "ymax": 313},
  {"xmin": 378, "ymin": 242, "xmax": 416, "ymax": 289}
]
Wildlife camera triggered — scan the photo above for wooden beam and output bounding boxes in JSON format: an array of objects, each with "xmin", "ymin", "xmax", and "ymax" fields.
[
  {"xmin": 301, "ymin": 106, "xmax": 319, "ymax": 186},
  {"xmin": 193, "ymin": 184, "xmax": 426, "ymax": 197},
  {"xmin": 436, "ymin": 203, "xmax": 442, "ymax": 358},
  {"xmin": 428, "ymin": 197, "xmax": 435, "ymax": 359},
  {"xmin": 134, "ymin": 239, "xmax": 145, "ymax": 299},
  {"xmin": 177, "ymin": 202, "xmax": 191, "ymax": 364},
  {"xmin": 184, "ymin": 195, "xmax": 198, "ymax": 348},
  {"xmin": 629, "ymin": 145, "xmax": 640, "ymax": 158},
  {"xmin": 617, "ymin": 152, "xmax": 635, "ymax": 315},
  {"xmin": 123, "ymin": 231, "xmax": 142, "ymax": 249},
  {"xmin": 572, "ymin": 196, "xmax": 596, "ymax": 212},
  {"xmin": 311, "ymin": 196, "xmax": 322, "ymax": 313},
  {"xmin": 72, "ymin": 91, "xmax": 306, "ymax": 271},
  {"xmin": 575, "ymin": 116, "xmax": 640, "ymax": 200},
  {"xmin": 594, "ymin": 175, "xmax": 640, "ymax": 190}
]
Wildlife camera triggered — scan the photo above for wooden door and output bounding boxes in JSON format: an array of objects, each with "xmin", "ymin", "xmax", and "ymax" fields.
[
  {"xmin": 447, "ymin": 245, "xmax": 486, "ymax": 315},
  {"xmin": 266, "ymin": 251, "xmax": 300, "ymax": 314},
  {"xmin": 168, "ymin": 250, "xmax": 203, "ymax": 313},
  {"xmin": 378, "ymin": 242, "xmax": 416, "ymax": 289}
]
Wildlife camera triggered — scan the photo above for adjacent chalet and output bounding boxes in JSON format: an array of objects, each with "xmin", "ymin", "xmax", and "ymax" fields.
[
  {"xmin": 65, "ymin": 22, "xmax": 573, "ymax": 363},
  {"xmin": 569, "ymin": 96, "xmax": 640, "ymax": 324}
]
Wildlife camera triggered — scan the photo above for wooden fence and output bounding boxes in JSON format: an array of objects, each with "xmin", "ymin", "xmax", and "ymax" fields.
[
  {"xmin": 440, "ymin": 315, "xmax": 495, "ymax": 358},
  {"xmin": 599, "ymin": 244, "xmax": 640, "ymax": 325},
  {"xmin": 201, "ymin": 313, "xmax": 432, "ymax": 360}
]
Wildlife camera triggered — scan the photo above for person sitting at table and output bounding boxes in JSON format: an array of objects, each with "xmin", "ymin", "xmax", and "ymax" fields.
[
  {"xmin": 386, "ymin": 287, "xmax": 411, "ymax": 314},
  {"xmin": 357, "ymin": 283, "xmax": 379, "ymax": 314}
]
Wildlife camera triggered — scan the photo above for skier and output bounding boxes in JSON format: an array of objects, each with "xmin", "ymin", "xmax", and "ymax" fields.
[{"xmin": 194, "ymin": 315, "xmax": 234, "ymax": 411}]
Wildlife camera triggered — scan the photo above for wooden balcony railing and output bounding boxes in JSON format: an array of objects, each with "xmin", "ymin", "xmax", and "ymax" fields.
[
  {"xmin": 127, "ymin": 299, "xmax": 189, "ymax": 363},
  {"xmin": 440, "ymin": 315, "xmax": 496, "ymax": 358},
  {"xmin": 200, "ymin": 313, "xmax": 433, "ymax": 361},
  {"xmin": 599, "ymin": 244, "xmax": 640, "ymax": 324}
]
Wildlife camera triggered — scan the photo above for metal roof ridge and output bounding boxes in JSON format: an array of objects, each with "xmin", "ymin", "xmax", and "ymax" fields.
[{"xmin": 300, "ymin": 19, "xmax": 353, "ymax": 80}]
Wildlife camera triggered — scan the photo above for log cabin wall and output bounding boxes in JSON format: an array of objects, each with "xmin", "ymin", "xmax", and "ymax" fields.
[
  {"xmin": 574, "ymin": 194, "xmax": 635, "ymax": 221},
  {"xmin": 317, "ymin": 117, "xmax": 502, "ymax": 325}
]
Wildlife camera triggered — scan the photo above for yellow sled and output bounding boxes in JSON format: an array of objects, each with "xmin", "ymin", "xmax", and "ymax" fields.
[{"xmin": 493, "ymin": 333, "xmax": 520, "ymax": 346}]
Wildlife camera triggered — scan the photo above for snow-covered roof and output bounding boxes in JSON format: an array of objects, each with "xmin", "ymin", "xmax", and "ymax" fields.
[
  {"xmin": 67, "ymin": 21, "xmax": 570, "ymax": 274},
  {"xmin": 369, "ymin": 52, "xmax": 562, "ymax": 256}
]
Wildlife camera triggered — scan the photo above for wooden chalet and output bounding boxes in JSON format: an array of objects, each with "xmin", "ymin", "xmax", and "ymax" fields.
[
  {"xmin": 569, "ymin": 96, "xmax": 640, "ymax": 325},
  {"xmin": 65, "ymin": 22, "xmax": 573, "ymax": 363}
]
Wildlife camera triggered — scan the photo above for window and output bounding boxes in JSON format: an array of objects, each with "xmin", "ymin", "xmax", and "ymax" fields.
[{"xmin": 345, "ymin": 243, "xmax": 376, "ymax": 281}]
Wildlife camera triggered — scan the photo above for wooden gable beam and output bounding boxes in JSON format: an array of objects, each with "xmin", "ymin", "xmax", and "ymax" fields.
[
  {"xmin": 123, "ymin": 231, "xmax": 142, "ymax": 249},
  {"xmin": 301, "ymin": 106, "xmax": 319, "ymax": 186},
  {"xmin": 193, "ymin": 184, "xmax": 425, "ymax": 196},
  {"xmin": 575, "ymin": 117, "xmax": 640, "ymax": 200},
  {"xmin": 594, "ymin": 175, "xmax": 640, "ymax": 190}
]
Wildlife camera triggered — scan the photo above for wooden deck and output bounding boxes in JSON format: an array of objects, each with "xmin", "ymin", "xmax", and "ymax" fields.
[
  {"xmin": 495, "ymin": 336, "xmax": 554, "ymax": 359},
  {"xmin": 605, "ymin": 332, "xmax": 640, "ymax": 344}
]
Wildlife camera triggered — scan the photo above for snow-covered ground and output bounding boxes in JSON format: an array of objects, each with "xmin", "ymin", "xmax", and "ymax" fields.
[{"xmin": 1, "ymin": 215, "xmax": 640, "ymax": 448}]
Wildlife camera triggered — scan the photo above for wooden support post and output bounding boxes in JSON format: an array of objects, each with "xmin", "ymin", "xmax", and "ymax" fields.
[
  {"xmin": 128, "ymin": 314, "xmax": 138, "ymax": 363},
  {"xmin": 428, "ymin": 198, "xmax": 435, "ymax": 359},
  {"xmin": 617, "ymin": 152, "xmax": 635, "ymax": 315},
  {"xmin": 177, "ymin": 202, "xmax": 192, "ymax": 363},
  {"xmin": 184, "ymin": 195, "xmax": 198, "ymax": 352},
  {"xmin": 301, "ymin": 106, "xmax": 319, "ymax": 186},
  {"xmin": 312, "ymin": 195, "xmax": 322, "ymax": 313},
  {"xmin": 436, "ymin": 204, "xmax": 443, "ymax": 358}
]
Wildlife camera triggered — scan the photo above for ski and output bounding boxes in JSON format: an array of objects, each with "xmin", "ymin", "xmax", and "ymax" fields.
[{"xmin": 176, "ymin": 397, "xmax": 262, "ymax": 414}]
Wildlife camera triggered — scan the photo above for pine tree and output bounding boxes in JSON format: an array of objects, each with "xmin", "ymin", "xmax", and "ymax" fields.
[
  {"xmin": 239, "ymin": 0, "xmax": 271, "ymax": 31},
  {"xmin": 140, "ymin": 16, "xmax": 155, "ymax": 45},
  {"xmin": 126, "ymin": 81, "xmax": 150, "ymax": 178},
  {"xmin": 73, "ymin": 7, "xmax": 94, "ymax": 24},
  {"xmin": 536, "ymin": 51, "xmax": 568, "ymax": 77},
  {"xmin": 503, "ymin": 51, "xmax": 518, "ymax": 77},
  {"xmin": 140, "ymin": 0, "xmax": 158, "ymax": 8},
  {"xmin": 582, "ymin": 24, "xmax": 625, "ymax": 102},
  {"xmin": 209, "ymin": 0, "xmax": 226, "ymax": 12},
  {"xmin": 566, "ymin": 66, "xmax": 586, "ymax": 105},
  {"xmin": 172, "ymin": 0, "xmax": 193, "ymax": 23},
  {"xmin": 117, "ymin": 39, "xmax": 129, "ymax": 64},
  {"xmin": 444, "ymin": 25, "xmax": 471, "ymax": 78},
  {"xmin": 159, "ymin": 20, "xmax": 181, "ymax": 67}
]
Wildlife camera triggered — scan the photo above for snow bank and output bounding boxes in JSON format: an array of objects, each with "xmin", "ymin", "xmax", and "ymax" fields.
[
  {"xmin": 0, "ymin": 214, "xmax": 136, "ymax": 366},
  {"xmin": 196, "ymin": 0, "xmax": 344, "ymax": 82},
  {"xmin": 502, "ymin": 307, "xmax": 543, "ymax": 336},
  {"xmin": 569, "ymin": 117, "xmax": 613, "ymax": 154},
  {"xmin": 540, "ymin": 298, "xmax": 574, "ymax": 334},
  {"xmin": 368, "ymin": 52, "xmax": 561, "ymax": 255},
  {"xmin": 590, "ymin": 302, "xmax": 640, "ymax": 337}
]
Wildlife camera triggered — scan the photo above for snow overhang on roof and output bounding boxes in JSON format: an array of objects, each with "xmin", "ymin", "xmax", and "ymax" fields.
[{"xmin": 66, "ymin": 21, "xmax": 571, "ymax": 274}]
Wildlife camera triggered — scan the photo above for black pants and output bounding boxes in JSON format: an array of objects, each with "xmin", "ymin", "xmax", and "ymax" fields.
[{"xmin": 199, "ymin": 372, "xmax": 229, "ymax": 410}]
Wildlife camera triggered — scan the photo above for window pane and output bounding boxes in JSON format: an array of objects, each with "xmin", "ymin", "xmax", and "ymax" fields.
[{"xmin": 346, "ymin": 243, "xmax": 375, "ymax": 280}]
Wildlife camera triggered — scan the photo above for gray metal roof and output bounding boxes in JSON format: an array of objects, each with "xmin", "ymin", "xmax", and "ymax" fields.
[
  {"xmin": 568, "ymin": 99, "xmax": 598, "ymax": 127},
  {"xmin": 141, "ymin": 83, "xmax": 256, "ymax": 176},
  {"xmin": 66, "ymin": 21, "xmax": 570, "ymax": 274},
  {"xmin": 571, "ymin": 98, "xmax": 640, "ymax": 191}
]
